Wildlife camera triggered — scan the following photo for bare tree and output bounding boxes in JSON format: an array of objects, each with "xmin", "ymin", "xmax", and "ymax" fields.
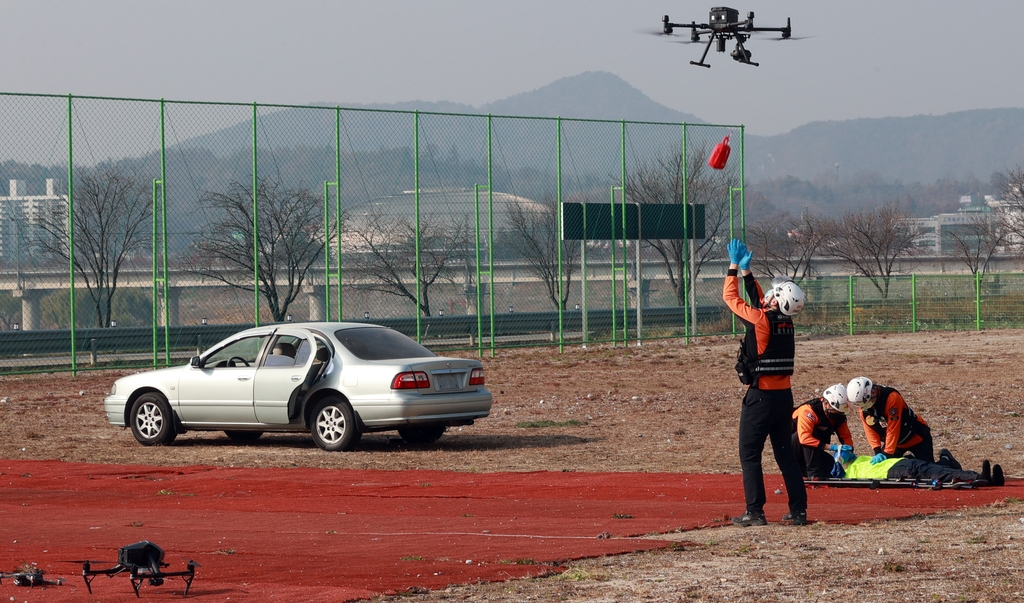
[
  {"xmin": 35, "ymin": 166, "xmax": 151, "ymax": 328},
  {"xmin": 626, "ymin": 148, "xmax": 734, "ymax": 306},
  {"xmin": 995, "ymin": 165, "xmax": 1024, "ymax": 257},
  {"xmin": 747, "ymin": 210, "xmax": 827, "ymax": 280},
  {"xmin": 504, "ymin": 196, "xmax": 579, "ymax": 311},
  {"xmin": 346, "ymin": 209, "xmax": 470, "ymax": 317},
  {"xmin": 944, "ymin": 213, "xmax": 1010, "ymax": 274},
  {"xmin": 187, "ymin": 178, "xmax": 329, "ymax": 323},
  {"xmin": 822, "ymin": 203, "xmax": 920, "ymax": 298}
]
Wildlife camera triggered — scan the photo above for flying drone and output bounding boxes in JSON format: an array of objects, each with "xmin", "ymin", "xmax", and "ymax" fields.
[{"xmin": 659, "ymin": 6, "xmax": 800, "ymax": 68}]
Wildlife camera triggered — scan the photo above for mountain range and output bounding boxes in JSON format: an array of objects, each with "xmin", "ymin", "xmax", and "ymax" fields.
[
  {"xmin": 320, "ymin": 71, "xmax": 1024, "ymax": 184},
  {"xmin": 175, "ymin": 71, "xmax": 1024, "ymax": 186}
]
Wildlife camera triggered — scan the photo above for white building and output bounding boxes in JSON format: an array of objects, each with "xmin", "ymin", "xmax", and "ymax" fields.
[{"xmin": 0, "ymin": 179, "xmax": 67, "ymax": 260}]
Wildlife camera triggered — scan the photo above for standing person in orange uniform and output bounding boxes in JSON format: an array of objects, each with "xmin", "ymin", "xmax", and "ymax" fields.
[
  {"xmin": 847, "ymin": 377, "xmax": 934, "ymax": 464},
  {"xmin": 791, "ymin": 383, "xmax": 855, "ymax": 479},
  {"xmin": 722, "ymin": 239, "xmax": 808, "ymax": 527}
]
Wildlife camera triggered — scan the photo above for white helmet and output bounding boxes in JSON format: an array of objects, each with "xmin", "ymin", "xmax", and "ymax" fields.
[
  {"xmin": 822, "ymin": 383, "xmax": 848, "ymax": 413},
  {"xmin": 846, "ymin": 377, "xmax": 874, "ymax": 409},
  {"xmin": 770, "ymin": 280, "xmax": 805, "ymax": 316}
]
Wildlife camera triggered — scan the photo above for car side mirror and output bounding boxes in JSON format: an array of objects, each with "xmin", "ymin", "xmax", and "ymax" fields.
[{"xmin": 190, "ymin": 356, "xmax": 203, "ymax": 368}]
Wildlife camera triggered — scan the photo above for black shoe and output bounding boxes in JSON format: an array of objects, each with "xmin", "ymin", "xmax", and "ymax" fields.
[
  {"xmin": 782, "ymin": 511, "xmax": 808, "ymax": 526},
  {"xmin": 981, "ymin": 460, "xmax": 992, "ymax": 483},
  {"xmin": 731, "ymin": 511, "xmax": 767, "ymax": 527},
  {"xmin": 939, "ymin": 449, "xmax": 962, "ymax": 470},
  {"xmin": 992, "ymin": 464, "xmax": 1005, "ymax": 487}
]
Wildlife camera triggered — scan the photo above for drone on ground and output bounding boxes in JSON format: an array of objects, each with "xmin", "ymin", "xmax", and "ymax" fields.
[
  {"xmin": 0, "ymin": 567, "xmax": 64, "ymax": 588},
  {"xmin": 77, "ymin": 541, "xmax": 199, "ymax": 598},
  {"xmin": 659, "ymin": 6, "xmax": 800, "ymax": 68}
]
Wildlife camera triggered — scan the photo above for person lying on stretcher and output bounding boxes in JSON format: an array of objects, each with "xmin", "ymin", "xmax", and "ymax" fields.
[{"xmin": 830, "ymin": 448, "xmax": 1004, "ymax": 486}]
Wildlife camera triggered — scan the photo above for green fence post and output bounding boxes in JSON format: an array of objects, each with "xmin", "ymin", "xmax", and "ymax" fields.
[
  {"xmin": 414, "ymin": 110, "xmax": 421, "ymax": 341},
  {"xmin": 67, "ymin": 94, "xmax": 77, "ymax": 375},
  {"xmin": 160, "ymin": 99, "xmax": 169, "ymax": 364},
  {"xmin": 681, "ymin": 123, "xmax": 689, "ymax": 344},
  {"xmin": 911, "ymin": 273, "xmax": 918, "ymax": 333},
  {"xmin": 620, "ymin": 119, "xmax": 628, "ymax": 347},
  {"xmin": 976, "ymin": 270, "xmax": 982, "ymax": 331},
  {"xmin": 848, "ymin": 275, "xmax": 854, "ymax": 336},
  {"xmin": 556, "ymin": 116, "xmax": 564, "ymax": 352},
  {"xmin": 739, "ymin": 125, "xmax": 746, "ymax": 240},
  {"xmin": 252, "ymin": 102, "xmax": 260, "ymax": 327}
]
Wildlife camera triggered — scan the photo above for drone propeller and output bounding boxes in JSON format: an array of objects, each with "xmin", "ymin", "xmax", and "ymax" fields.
[{"xmin": 768, "ymin": 35, "xmax": 813, "ymax": 41}]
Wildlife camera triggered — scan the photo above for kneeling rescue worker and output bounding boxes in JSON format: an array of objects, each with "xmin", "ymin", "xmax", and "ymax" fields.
[
  {"xmin": 847, "ymin": 377, "xmax": 934, "ymax": 464},
  {"xmin": 722, "ymin": 239, "xmax": 808, "ymax": 527},
  {"xmin": 792, "ymin": 383, "xmax": 854, "ymax": 480}
]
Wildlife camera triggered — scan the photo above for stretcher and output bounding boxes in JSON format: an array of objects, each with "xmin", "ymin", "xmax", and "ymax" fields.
[{"xmin": 803, "ymin": 478, "xmax": 988, "ymax": 490}]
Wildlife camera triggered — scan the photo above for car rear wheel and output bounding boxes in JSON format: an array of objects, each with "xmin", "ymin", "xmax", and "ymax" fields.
[
  {"xmin": 130, "ymin": 393, "xmax": 177, "ymax": 446},
  {"xmin": 224, "ymin": 430, "xmax": 263, "ymax": 442},
  {"xmin": 398, "ymin": 424, "xmax": 447, "ymax": 445},
  {"xmin": 310, "ymin": 397, "xmax": 359, "ymax": 452}
]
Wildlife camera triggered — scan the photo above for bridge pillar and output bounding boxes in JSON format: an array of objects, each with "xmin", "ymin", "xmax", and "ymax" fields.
[
  {"xmin": 159, "ymin": 287, "xmax": 182, "ymax": 327},
  {"xmin": 12, "ymin": 289, "xmax": 46, "ymax": 330},
  {"xmin": 308, "ymin": 285, "xmax": 326, "ymax": 322}
]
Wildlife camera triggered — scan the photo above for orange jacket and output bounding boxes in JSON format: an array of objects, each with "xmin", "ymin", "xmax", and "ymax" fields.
[
  {"xmin": 858, "ymin": 387, "xmax": 929, "ymax": 455},
  {"xmin": 792, "ymin": 400, "xmax": 854, "ymax": 449},
  {"xmin": 722, "ymin": 270, "xmax": 790, "ymax": 390}
]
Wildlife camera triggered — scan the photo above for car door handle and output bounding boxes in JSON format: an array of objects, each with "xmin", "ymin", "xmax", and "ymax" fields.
[
  {"xmin": 291, "ymin": 375, "xmax": 301, "ymax": 382},
  {"xmin": 238, "ymin": 376, "xmax": 251, "ymax": 381}
]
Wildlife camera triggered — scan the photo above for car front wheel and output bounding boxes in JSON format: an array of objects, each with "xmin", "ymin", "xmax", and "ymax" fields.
[
  {"xmin": 130, "ymin": 393, "xmax": 177, "ymax": 446},
  {"xmin": 398, "ymin": 424, "xmax": 447, "ymax": 445},
  {"xmin": 310, "ymin": 397, "xmax": 359, "ymax": 452}
]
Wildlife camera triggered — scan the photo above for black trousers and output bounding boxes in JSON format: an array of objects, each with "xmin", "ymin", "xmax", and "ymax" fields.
[
  {"xmin": 739, "ymin": 387, "xmax": 807, "ymax": 515},
  {"xmin": 895, "ymin": 424, "xmax": 934, "ymax": 463},
  {"xmin": 888, "ymin": 458, "xmax": 979, "ymax": 483},
  {"xmin": 791, "ymin": 433, "xmax": 835, "ymax": 480}
]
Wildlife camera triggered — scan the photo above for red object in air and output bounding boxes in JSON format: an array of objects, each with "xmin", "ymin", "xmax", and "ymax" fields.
[{"xmin": 708, "ymin": 135, "xmax": 731, "ymax": 170}]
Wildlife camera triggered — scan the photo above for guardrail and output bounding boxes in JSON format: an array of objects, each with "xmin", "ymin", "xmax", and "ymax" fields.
[{"xmin": 0, "ymin": 305, "xmax": 726, "ymax": 372}]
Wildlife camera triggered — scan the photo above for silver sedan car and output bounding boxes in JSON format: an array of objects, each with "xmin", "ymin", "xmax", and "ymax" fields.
[{"xmin": 104, "ymin": 322, "xmax": 492, "ymax": 451}]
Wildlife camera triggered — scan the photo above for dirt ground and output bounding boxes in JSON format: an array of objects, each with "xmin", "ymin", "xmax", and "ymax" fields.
[{"xmin": 2, "ymin": 329, "xmax": 1023, "ymax": 601}]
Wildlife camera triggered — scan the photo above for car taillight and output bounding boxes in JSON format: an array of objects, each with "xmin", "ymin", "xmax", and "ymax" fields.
[
  {"xmin": 468, "ymin": 367, "xmax": 485, "ymax": 386},
  {"xmin": 391, "ymin": 371, "xmax": 430, "ymax": 389}
]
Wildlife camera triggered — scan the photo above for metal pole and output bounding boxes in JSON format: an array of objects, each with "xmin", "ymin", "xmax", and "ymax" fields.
[
  {"xmin": 474, "ymin": 184, "xmax": 483, "ymax": 357},
  {"xmin": 252, "ymin": 102, "xmax": 260, "ymax": 327},
  {"xmin": 740, "ymin": 125, "xmax": 746, "ymax": 241},
  {"xmin": 414, "ymin": 111, "xmax": 421, "ymax": 339},
  {"xmin": 556, "ymin": 117, "xmax": 564, "ymax": 352},
  {"xmin": 160, "ymin": 99, "xmax": 169, "ymax": 364},
  {"xmin": 67, "ymin": 94, "xmax": 77, "ymax": 375},
  {"xmin": 152, "ymin": 178, "xmax": 158, "ymax": 367},
  {"xmin": 324, "ymin": 179, "xmax": 332, "ymax": 320},
  {"xmin": 620, "ymin": 120, "xmax": 628, "ymax": 346},
  {"xmin": 848, "ymin": 275, "xmax": 855, "ymax": 336},
  {"xmin": 487, "ymin": 115, "xmax": 495, "ymax": 357},
  {"xmin": 975, "ymin": 270, "xmax": 982, "ymax": 331},
  {"xmin": 911, "ymin": 273, "xmax": 917, "ymax": 333},
  {"xmin": 681, "ymin": 123, "xmax": 689, "ymax": 344},
  {"xmin": 635, "ymin": 200, "xmax": 643, "ymax": 344}
]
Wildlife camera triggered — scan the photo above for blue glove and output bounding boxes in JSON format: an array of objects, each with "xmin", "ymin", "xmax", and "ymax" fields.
[
  {"xmin": 738, "ymin": 249, "xmax": 753, "ymax": 270},
  {"xmin": 827, "ymin": 444, "xmax": 839, "ymax": 452},
  {"xmin": 727, "ymin": 239, "xmax": 747, "ymax": 265},
  {"xmin": 870, "ymin": 453, "xmax": 888, "ymax": 465},
  {"xmin": 828, "ymin": 444, "xmax": 853, "ymax": 452}
]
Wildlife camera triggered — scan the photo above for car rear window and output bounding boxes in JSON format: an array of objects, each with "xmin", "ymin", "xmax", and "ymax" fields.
[{"xmin": 335, "ymin": 327, "xmax": 437, "ymax": 361}]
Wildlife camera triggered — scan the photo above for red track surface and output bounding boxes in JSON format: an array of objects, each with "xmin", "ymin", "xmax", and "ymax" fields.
[{"xmin": 1, "ymin": 460, "xmax": 1017, "ymax": 602}]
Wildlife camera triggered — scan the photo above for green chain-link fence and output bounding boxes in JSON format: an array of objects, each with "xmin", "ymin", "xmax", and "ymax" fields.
[{"xmin": 1, "ymin": 92, "xmax": 1018, "ymax": 376}]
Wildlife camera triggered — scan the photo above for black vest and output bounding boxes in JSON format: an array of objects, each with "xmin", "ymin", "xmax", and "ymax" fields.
[
  {"xmin": 742, "ymin": 309, "xmax": 795, "ymax": 378},
  {"xmin": 863, "ymin": 385, "xmax": 920, "ymax": 445},
  {"xmin": 793, "ymin": 399, "xmax": 847, "ymax": 443}
]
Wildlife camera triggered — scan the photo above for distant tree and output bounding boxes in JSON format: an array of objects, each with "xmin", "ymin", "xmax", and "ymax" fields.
[
  {"xmin": 996, "ymin": 165, "xmax": 1024, "ymax": 257},
  {"xmin": 346, "ymin": 209, "xmax": 470, "ymax": 317},
  {"xmin": 822, "ymin": 203, "xmax": 920, "ymax": 298},
  {"xmin": 746, "ymin": 210, "xmax": 826, "ymax": 281},
  {"xmin": 504, "ymin": 196, "xmax": 579, "ymax": 311},
  {"xmin": 944, "ymin": 213, "xmax": 1010, "ymax": 274},
  {"xmin": 187, "ymin": 178, "xmax": 330, "ymax": 323},
  {"xmin": 626, "ymin": 148, "xmax": 734, "ymax": 307},
  {"xmin": 35, "ymin": 166, "xmax": 151, "ymax": 328}
]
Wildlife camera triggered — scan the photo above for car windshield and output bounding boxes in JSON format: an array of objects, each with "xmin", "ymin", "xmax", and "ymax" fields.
[{"xmin": 335, "ymin": 327, "xmax": 436, "ymax": 361}]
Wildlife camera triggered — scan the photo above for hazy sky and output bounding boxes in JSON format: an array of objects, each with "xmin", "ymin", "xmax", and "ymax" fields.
[{"xmin": 2, "ymin": 0, "xmax": 1022, "ymax": 136}]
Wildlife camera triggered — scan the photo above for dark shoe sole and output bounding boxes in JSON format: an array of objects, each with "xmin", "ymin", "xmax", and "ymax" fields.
[{"xmin": 731, "ymin": 514, "xmax": 767, "ymax": 527}]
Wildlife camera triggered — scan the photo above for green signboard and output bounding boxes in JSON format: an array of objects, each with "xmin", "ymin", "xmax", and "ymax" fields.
[{"xmin": 561, "ymin": 203, "xmax": 705, "ymax": 241}]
